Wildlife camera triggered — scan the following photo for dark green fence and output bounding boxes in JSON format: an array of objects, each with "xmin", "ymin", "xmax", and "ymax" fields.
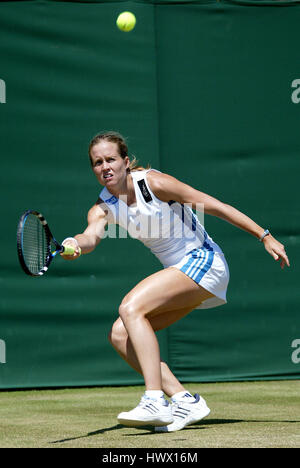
[{"xmin": 0, "ymin": 0, "xmax": 299, "ymax": 389}]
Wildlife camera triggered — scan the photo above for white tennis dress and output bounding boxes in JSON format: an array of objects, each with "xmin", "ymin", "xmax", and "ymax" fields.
[{"xmin": 99, "ymin": 169, "xmax": 229, "ymax": 309}]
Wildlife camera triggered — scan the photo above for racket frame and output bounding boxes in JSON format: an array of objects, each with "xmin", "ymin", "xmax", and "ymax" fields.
[{"xmin": 17, "ymin": 209, "xmax": 67, "ymax": 277}]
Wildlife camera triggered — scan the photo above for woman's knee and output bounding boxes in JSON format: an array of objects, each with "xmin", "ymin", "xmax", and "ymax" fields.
[
  {"xmin": 118, "ymin": 300, "xmax": 141, "ymax": 323},
  {"xmin": 108, "ymin": 319, "xmax": 127, "ymax": 349}
]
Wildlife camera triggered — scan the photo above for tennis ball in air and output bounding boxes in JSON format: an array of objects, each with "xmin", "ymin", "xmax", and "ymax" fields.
[{"xmin": 116, "ymin": 12, "xmax": 136, "ymax": 32}]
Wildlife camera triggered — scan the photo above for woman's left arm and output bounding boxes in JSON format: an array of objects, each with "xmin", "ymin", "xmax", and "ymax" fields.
[{"xmin": 147, "ymin": 171, "xmax": 290, "ymax": 269}]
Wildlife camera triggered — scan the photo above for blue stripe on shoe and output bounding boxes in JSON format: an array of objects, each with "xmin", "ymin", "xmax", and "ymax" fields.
[
  {"xmin": 144, "ymin": 404, "xmax": 157, "ymax": 414},
  {"xmin": 148, "ymin": 403, "xmax": 159, "ymax": 412},
  {"xmin": 175, "ymin": 409, "xmax": 190, "ymax": 416},
  {"xmin": 173, "ymin": 413, "xmax": 185, "ymax": 419},
  {"xmin": 191, "ymin": 394, "xmax": 200, "ymax": 404}
]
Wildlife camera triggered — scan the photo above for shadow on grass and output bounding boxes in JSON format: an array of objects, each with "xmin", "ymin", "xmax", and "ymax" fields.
[
  {"xmin": 49, "ymin": 418, "xmax": 242, "ymax": 444},
  {"xmin": 125, "ymin": 418, "xmax": 244, "ymax": 436},
  {"xmin": 50, "ymin": 424, "xmax": 123, "ymax": 444},
  {"xmin": 50, "ymin": 417, "xmax": 300, "ymax": 443}
]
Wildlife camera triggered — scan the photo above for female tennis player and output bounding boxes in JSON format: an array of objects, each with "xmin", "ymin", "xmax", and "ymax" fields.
[{"xmin": 62, "ymin": 131, "xmax": 289, "ymax": 432}]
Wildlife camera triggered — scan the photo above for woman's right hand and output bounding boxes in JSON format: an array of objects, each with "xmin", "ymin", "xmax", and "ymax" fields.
[{"xmin": 60, "ymin": 237, "xmax": 82, "ymax": 261}]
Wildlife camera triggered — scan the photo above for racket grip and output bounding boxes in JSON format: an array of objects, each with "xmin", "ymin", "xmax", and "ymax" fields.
[{"xmin": 62, "ymin": 245, "xmax": 76, "ymax": 256}]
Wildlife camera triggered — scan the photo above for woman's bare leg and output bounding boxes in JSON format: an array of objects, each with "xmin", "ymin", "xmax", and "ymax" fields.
[
  {"xmin": 109, "ymin": 307, "xmax": 192, "ymax": 397},
  {"xmin": 117, "ymin": 267, "xmax": 214, "ymax": 391}
]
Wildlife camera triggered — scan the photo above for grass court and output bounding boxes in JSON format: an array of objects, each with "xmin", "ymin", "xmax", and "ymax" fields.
[{"xmin": 0, "ymin": 380, "xmax": 299, "ymax": 448}]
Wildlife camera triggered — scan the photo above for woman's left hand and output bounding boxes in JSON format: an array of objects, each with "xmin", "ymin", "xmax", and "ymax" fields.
[{"xmin": 263, "ymin": 234, "xmax": 290, "ymax": 269}]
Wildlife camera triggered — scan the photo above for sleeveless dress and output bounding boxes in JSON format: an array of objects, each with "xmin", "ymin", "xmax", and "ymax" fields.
[{"xmin": 99, "ymin": 169, "xmax": 229, "ymax": 310}]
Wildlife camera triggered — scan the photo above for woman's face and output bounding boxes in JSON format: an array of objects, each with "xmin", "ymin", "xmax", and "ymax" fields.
[{"xmin": 90, "ymin": 140, "xmax": 129, "ymax": 188}]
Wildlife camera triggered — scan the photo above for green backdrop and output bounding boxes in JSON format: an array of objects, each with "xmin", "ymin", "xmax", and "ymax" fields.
[{"xmin": 0, "ymin": 0, "xmax": 299, "ymax": 389}]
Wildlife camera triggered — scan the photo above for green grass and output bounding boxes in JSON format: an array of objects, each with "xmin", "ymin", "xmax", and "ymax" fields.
[{"xmin": 0, "ymin": 381, "xmax": 299, "ymax": 448}]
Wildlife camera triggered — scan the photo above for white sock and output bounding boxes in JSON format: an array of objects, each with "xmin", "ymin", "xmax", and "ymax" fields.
[
  {"xmin": 144, "ymin": 390, "xmax": 165, "ymax": 400},
  {"xmin": 171, "ymin": 391, "xmax": 196, "ymax": 402}
]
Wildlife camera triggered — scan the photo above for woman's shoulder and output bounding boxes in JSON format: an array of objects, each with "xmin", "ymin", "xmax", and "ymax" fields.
[
  {"xmin": 146, "ymin": 170, "xmax": 177, "ymax": 190},
  {"xmin": 87, "ymin": 200, "xmax": 107, "ymax": 220},
  {"xmin": 146, "ymin": 170, "xmax": 180, "ymax": 202}
]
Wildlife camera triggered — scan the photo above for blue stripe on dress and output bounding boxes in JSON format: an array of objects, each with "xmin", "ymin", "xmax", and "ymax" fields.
[
  {"xmin": 191, "ymin": 212, "xmax": 197, "ymax": 231},
  {"xmin": 181, "ymin": 250, "xmax": 199, "ymax": 275},
  {"xmin": 182, "ymin": 248, "xmax": 206, "ymax": 277},
  {"xmin": 189, "ymin": 250, "xmax": 207, "ymax": 279},
  {"xmin": 180, "ymin": 243, "xmax": 215, "ymax": 284},
  {"xmin": 193, "ymin": 249, "xmax": 215, "ymax": 283},
  {"xmin": 186, "ymin": 254, "xmax": 204, "ymax": 277},
  {"xmin": 203, "ymin": 240, "xmax": 213, "ymax": 252}
]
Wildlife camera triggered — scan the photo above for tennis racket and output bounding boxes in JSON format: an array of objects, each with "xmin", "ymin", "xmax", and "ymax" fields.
[{"xmin": 17, "ymin": 209, "xmax": 75, "ymax": 277}]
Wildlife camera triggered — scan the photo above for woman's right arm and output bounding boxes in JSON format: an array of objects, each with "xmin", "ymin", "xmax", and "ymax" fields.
[{"xmin": 61, "ymin": 202, "xmax": 108, "ymax": 260}]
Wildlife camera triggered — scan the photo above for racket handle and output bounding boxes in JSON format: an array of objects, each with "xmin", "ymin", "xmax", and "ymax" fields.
[{"xmin": 62, "ymin": 245, "xmax": 76, "ymax": 256}]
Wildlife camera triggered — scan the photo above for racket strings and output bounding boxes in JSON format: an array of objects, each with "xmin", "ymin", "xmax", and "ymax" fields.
[{"xmin": 22, "ymin": 214, "xmax": 49, "ymax": 274}]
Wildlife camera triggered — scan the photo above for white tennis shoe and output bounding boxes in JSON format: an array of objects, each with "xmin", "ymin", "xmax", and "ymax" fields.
[
  {"xmin": 155, "ymin": 393, "xmax": 210, "ymax": 432},
  {"xmin": 117, "ymin": 394, "xmax": 174, "ymax": 427}
]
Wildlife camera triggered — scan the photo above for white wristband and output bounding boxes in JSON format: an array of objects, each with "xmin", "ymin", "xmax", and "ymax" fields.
[
  {"xmin": 62, "ymin": 237, "xmax": 81, "ymax": 256},
  {"xmin": 62, "ymin": 237, "xmax": 79, "ymax": 247},
  {"xmin": 259, "ymin": 229, "xmax": 270, "ymax": 242}
]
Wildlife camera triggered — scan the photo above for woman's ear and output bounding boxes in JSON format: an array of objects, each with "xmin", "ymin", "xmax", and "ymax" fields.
[{"xmin": 124, "ymin": 155, "xmax": 130, "ymax": 171}]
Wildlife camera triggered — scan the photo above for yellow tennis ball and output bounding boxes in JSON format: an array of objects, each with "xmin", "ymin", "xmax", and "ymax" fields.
[{"xmin": 116, "ymin": 12, "xmax": 136, "ymax": 32}]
